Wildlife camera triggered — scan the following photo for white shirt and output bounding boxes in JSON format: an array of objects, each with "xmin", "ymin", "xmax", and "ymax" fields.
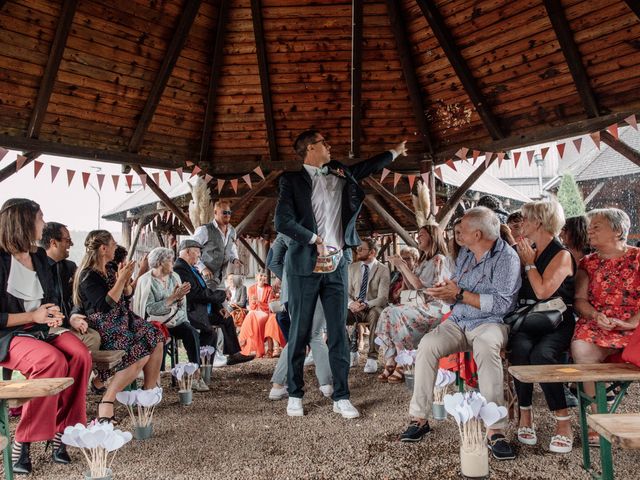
[{"xmin": 193, "ymin": 218, "xmax": 239, "ymax": 271}]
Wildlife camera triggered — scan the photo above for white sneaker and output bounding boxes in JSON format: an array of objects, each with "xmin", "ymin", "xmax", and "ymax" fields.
[
  {"xmin": 350, "ymin": 352, "xmax": 359, "ymax": 368},
  {"xmin": 304, "ymin": 351, "xmax": 315, "ymax": 366},
  {"xmin": 333, "ymin": 399, "xmax": 360, "ymax": 419},
  {"xmin": 212, "ymin": 352, "xmax": 227, "ymax": 368},
  {"xmin": 319, "ymin": 384, "xmax": 334, "ymax": 398},
  {"xmin": 363, "ymin": 358, "xmax": 378, "ymax": 374},
  {"xmin": 287, "ymin": 397, "xmax": 304, "ymax": 417},
  {"xmin": 269, "ymin": 385, "xmax": 288, "ymax": 400},
  {"xmin": 193, "ymin": 378, "xmax": 210, "ymax": 392}
]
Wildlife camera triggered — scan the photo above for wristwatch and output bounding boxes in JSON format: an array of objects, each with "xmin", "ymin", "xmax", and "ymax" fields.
[
  {"xmin": 455, "ymin": 288, "xmax": 465, "ymax": 302},
  {"xmin": 524, "ymin": 264, "xmax": 537, "ymax": 272}
]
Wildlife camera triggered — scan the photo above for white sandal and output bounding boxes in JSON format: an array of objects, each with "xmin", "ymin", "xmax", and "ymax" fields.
[
  {"xmin": 517, "ymin": 406, "xmax": 537, "ymax": 446},
  {"xmin": 549, "ymin": 414, "xmax": 573, "ymax": 454}
]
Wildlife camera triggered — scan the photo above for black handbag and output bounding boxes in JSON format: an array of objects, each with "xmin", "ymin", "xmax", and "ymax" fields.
[{"xmin": 504, "ymin": 297, "xmax": 566, "ymax": 336}]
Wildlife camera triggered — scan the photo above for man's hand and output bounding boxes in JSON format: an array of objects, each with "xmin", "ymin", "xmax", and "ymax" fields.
[
  {"xmin": 69, "ymin": 313, "xmax": 89, "ymax": 334},
  {"xmin": 394, "ymin": 140, "xmax": 408, "ymax": 157},
  {"xmin": 202, "ymin": 267, "xmax": 213, "ymax": 280},
  {"xmin": 426, "ymin": 279, "xmax": 458, "ymax": 303}
]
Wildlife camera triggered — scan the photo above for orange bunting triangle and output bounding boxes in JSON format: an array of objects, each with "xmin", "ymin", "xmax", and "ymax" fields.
[
  {"xmin": 152, "ymin": 172, "xmax": 160, "ymax": 185},
  {"xmin": 407, "ymin": 174, "xmax": 416, "ymax": 190},
  {"xmin": 624, "ymin": 114, "xmax": 637, "ymax": 130},
  {"xmin": 420, "ymin": 172, "xmax": 429, "ymax": 184},
  {"xmin": 242, "ymin": 174, "xmax": 252, "ymax": 189},
  {"xmin": 540, "ymin": 147, "xmax": 549, "ymax": 159},
  {"xmin": 590, "ymin": 131, "xmax": 601, "ymax": 150},
  {"xmin": 393, "ymin": 173, "xmax": 401, "ymax": 189},
  {"xmin": 204, "ymin": 174, "xmax": 213, "ymax": 184},
  {"xmin": 112, "ymin": 175, "xmax": 120, "ymax": 190},
  {"xmin": 445, "ymin": 159, "xmax": 457, "ymax": 171},
  {"xmin": 190, "ymin": 166, "xmax": 202, "ymax": 178},
  {"xmin": 50, "ymin": 165, "xmax": 60, "ymax": 182},
  {"xmin": 33, "ymin": 160, "xmax": 44, "ymax": 178},
  {"xmin": 380, "ymin": 168, "xmax": 390, "ymax": 183},
  {"xmin": 497, "ymin": 152, "xmax": 505, "ymax": 168},
  {"xmin": 472, "ymin": 150, "xmax": 481, "ymax": 164},
  {"xmin": 253, "ymin": 166, "xmax": 265, "ymax": 179},
  {"xmin": 607, "ymin": 124, "xmax": 619, "ymax": 140},
  {"xmin": 230, "ymin": 179, "xmax": 238, "ymax": 193},
  {"xmin": 434, "ymin": 167, "xmax": 443, "ymax": 181},
  {"xmin": 66, "ymin": 169, "xmax": 75, "ymax": 186},
  {"xmin": 526, "ymin": 150, "xmax": 535, "ymax": 166},
  {"xmin": 217, "ymin": 179, "xmax": 225, "ymax": 194},
  {"xmin": 138, "ymin": 173, "xmax": 146, "ymax": 189},
  {"xmin": 455, "ymin": 147, "xmax": 469, "ymax": 160},
  {"xmin": 557, "ymin": 143, "xmax": 566, "ymax": 159},
  {"xmin": 484, "ymin": 152, "xmax": 494, "ymax": 168},
  {"xmin": 513, "ymin": 152, "xmax": 521, "ymax": 168},
  {"xmin": 164, "ymin": 170, "xmax": 172, "ymax": 185},
  {"xmin": 573, "ymin": 138, "xmax": 582, "ymax": 154},
  {"xmin": 125, "ymin": 174, "xmax": 133, "ymax": 190},
  {"xmin": 97, "ymin": 173, "xmax": 105, "ymax": 190},
  {"xmin": 82, "ymin": 172, "xmax": 91, "ymax": 189},
  {"xmin": 176, "ymin": 167, "xmax": 183, "ymax": 181},
  {"xmin": 16, "ymin": 155, "xmax": 28, "ymax": 171}
]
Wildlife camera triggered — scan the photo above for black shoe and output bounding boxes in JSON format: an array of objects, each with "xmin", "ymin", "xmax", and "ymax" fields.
[
  {"xmin": 46, "ymin": 438, "xmax": 71, "ymax": 464},
  {"xmin": 90, "ymin": 378, "xmax": 107, "ymax": 395},
  {"xmin": 400, "ymin": 420, "xmax": 431, "ymax": 442},
  {"xmin": 12, "ymin": 441, "xmax": 32, "ymax": 474},
  {"xmin": 488, "ymin": 433, "xmax": 516, "ymax": 460},
  {"xmin": 227, "ymin": 352, "xmax": 255, "ymax": 365}
]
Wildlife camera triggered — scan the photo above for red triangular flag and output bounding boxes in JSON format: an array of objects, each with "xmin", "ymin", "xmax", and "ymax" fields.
[
  {"xmin": 185, "ymin": 160, "xmax": 194, "ymax": 167},
  {"xmin": 380, "ymin": 168, "xmax": 390, "ymax": 183},
  {"xmin": 176, "ymin": 167, "xmax": 184, "ymax": 181},
  {"xmin": 434, "ymin": 167, "xmax": 443, "ymax": 181},
  {"xmin": 556, "ymin": 143, "xmax": 566, "ymax": 159},
  {"xmin": 217, "ymin": 179, "xmax": 225, "ymax": 194},
  {"xmin": 513, "ymin": 152, "xmax": 521, "ymax": 168},
  {"xmin": 472, "ymin": 150, "xmax": 481, "ymax": 164},
  {"xmin": 50, "ymin": 165, "xmax": 60, "ymax": 182},
  {"xmin": 97, "ymin": 173, "xmax": 105, "ymax": 190},
  {"xmin": 590, "ymin": 131, "xmax": 601, "ymax": 150},
  {"xmin": 573, "ymin": 138, "xmax": 582, "ymax": 154},
  {"xmin": 484, "ymin": 152, "xmax": 494, "ymax": 168},
  {"xmin": 16, "ymin": 155, "xmax": 28, "ymax": 171},
  {"xmin": 253, "ymin": 166, "xmax": 265, "ymax": 180},
  {"xmin": 393, "ymin": 173, "xmax": 401, "ymax": 189},
  {"xmin": 0, "ymin": 147, "xmax": 7, "ymax": 161},
  {"xmin": 125, "ymin": 174, "xmax": 133, "ymax": 190},
  {"xmin": 420, "ymin": 172, "xmax": 430, "ymax": 184},
  {"xmin": 33, "ymin": 160, "xmax": 44, "ymax": 178},
  {"xmin": 407, "ymin": 174, "xmax": 416, "ymax": 190},
  {"xmin": 82, "ymin": 172, "xmax": 91, "ymax": 189},
  {"xmin": 445, "ymin": 159, "xmax": 457, "ymax": 171},
  {"xmin": 204, "ymin": 174, "xmax": 213, "ymax": 184},
  {"xmin": 190, "ymin": 165, "xmax": 202, "ymax": 178},
  {"xmin": 607, "ymin": 124, "xmax": 619, "ymax": 140},
  {"xmin": 455, "ymin": 147, "xmax": 469, "ymax": 160},
  {"xmin": 242, "ymin": 174, "xmax": 252, "ymax": 189},
  {"xmin": 66, "ymin": 169, "xmax": 75, "ymax": 186},
  {"xmin": 139, "ymin": 173, "xmax": 147, "ymax": 189},
  {"xmin": 112, "ymin": 175, "xmax": 120, "ymax": 190},
  {"xmin": 497, "ymin": 152, "xmax": 506, "ymax": 168},
  {"xmin": 624, "ymin": 114, "xmax": 637, "ymax": 130},
  {"xmin": 164, "ymin": 170, "xmax": 172, "ymax": 185},
  {"xmin": 526, "ymin": 150, "xmax": 535, "ymax": 166},
  {"xmin": 152, "ymin": 172, "xmax": 160, "ymax": 185},
  {"xmin": 540, "ymin": 147, "xmax": 549, "ymax": 160},
  {"xmin": 230, "ymin": 179, "xmax": 238, "ymax": 193}
]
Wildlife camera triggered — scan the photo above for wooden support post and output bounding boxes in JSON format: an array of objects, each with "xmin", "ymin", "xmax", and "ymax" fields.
[
  {"xmin": 363, "ymin": 177, "xmax": 417, "ymax": 227},
  {"xmin": 364, "ymin": 195, "xmax": 418, "ymax": 248},
  {"xmin": 0, "ymin": 151, "xmax": 40, "ymax": 184},
  {"xmin": 230, "ymin": 170, "xmax": 281, "ymax": 223},
  {"xmin": 377, "ymin": 237, "xmax": 392, "ymax": 261},
  {"xmin": 132, "ymin": 165, "xmax": 194, "ymax": 234},
  {"xmin": 543, "ymin": 0, "xmax": 600, "ymax": 118},
  {"xmin": 435, "ymin": 155, "xmax": 498, "ymax": 225},
  {"xmin": 625, "ymin": 0, "xmax": 640, "ymax": 20},
  {"xmin": 122, "ymin": 221, "xmax": 132, "ymax": 250},
  {"xmin": 236, "ymin": 198, "xmax": 275, "ymax": 237},
  {"xmin": 601, "ymin": 131, "xmax": 640, "ymax": 168},
  {"xmin": 127, "ymin": 216, "xmax": 151, "ymax": 261},
  {"xmin": 239, "ymin": 237, "xmax": 265, "ymax": 269},
  {"xmin": 350, "ymin": 0, "xmax": 364, "ymax": 158}
]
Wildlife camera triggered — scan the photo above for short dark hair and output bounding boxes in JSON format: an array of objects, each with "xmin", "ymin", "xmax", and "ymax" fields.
[
  {"xmin": 113, "ymin": 245, "xmax": 128, "ymax": 264},
  {"xmin": 562, "ymin": 216, "xmax": 590, "ymax": 254},
  {"xmin": 361, "ymin": 237, "xmax": 378, "ymax": 253},
  {"xmin": 40, "ymin": 222, "xmax": 67, "ymax": 249},
  {"xmin": 293, "ymin": 130, "xmax": 321, "ymax": 159},
  {"xmin": 507, "ymin": 211, "xmax": 523, "ymax": 224}
]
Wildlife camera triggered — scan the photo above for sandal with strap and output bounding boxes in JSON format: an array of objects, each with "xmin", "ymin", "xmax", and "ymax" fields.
[
  {"xmin": 517, "ymin": 406, "xmax": 537, "ymax": 446},
  {"xmin": 587, "ymin": 429, "xmax": 600, "ymax": 448},
  {"xmin": 377, "ymin": 365, "xmax": 395, "ymax": 383},
  {"xmin": 387, "ymin": 367, "xmax": 405, "ymax": 384},
  {"xmin": 96, "ymin": 400, "xmax": 119, "ymax": 425},
  {"xmin": 550, "ymin": 414, "xmax": 573, "ymax": 453}
]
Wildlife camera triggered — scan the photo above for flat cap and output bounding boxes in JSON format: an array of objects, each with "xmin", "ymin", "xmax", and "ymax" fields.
[{"xmin": 178, "ymin": 239, "xmax": 202, "ymax": 251}]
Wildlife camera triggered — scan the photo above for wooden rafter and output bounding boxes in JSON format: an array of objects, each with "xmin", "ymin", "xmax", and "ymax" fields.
[
  {"xmin": 128, "ymin": 0, "xmax": 203, "ymax": 153},
  {"xmin": 236, "ymin": 198, "xmax": 275, "ymax": 237},
  {"xmin": 363, "ymin": 177, "xmax": 417, "ymax": 227},
  {"xmin": 416, "ymin": 0, "xmax": 505, "ymax": 140},
  {"xmin": 623, "ymin": 0, "xmax": 640, "ymax": 20},
  {"xmin": 199, "ymin": 0, "xmax": 230, "ymax": 164},
  {"xmin": 27, "ymin": 0, "xmax": 78, "ymax": 139},
  {"xmin": 386, "ymin": 0, "xmax": 434, "ymax": 154},
  {"xmin": 543, "ymin": 0, "xmax": 600, "ymax": 118},
  {"xmin": 601, "ymin": 131, "xmax": 640, "ymax": 168},
  {"xmin": 350, "ymin": 0, "xmax": 364, "ymax": 158},
  {"xmin": 364, "ymin": 195, "xmax": 418, "ymax": 248},
  {"xmin": 230, "ymin": 170, "xmax": 281, "ymax": 223},
  {"xmin": 250, "ymin": 0, "xmax": 278, "ymax": 163},
  {"xmin": 0, "ymin": 151, "xmax": 40, "ymax": 184}
]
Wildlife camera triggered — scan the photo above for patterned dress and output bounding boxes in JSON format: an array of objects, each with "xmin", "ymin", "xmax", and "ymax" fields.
[
  {"xmin": 573, "ymin": 246, "xmax": 640, "ymax": 349},
  {"xmin": 375, "ymin": 254, "xmax": 453, "ymax": 360},
  {"xmin": 79, "ymin": 268, "xmax": 164, "ymax": 382}
]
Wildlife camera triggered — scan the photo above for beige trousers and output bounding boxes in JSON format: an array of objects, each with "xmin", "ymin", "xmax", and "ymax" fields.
[
  {"xmin": 50, "ymin": 327, "xmax": 102, "ymax": 353},
  {"xmin": 409, "ymin": 319, "xmax": 510, "ymax": 429}
]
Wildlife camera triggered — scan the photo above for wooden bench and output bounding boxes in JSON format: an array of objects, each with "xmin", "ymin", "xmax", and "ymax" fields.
[
  {"xmin": 0, "ymin": 378, "xmax": 74, "ymax": 480},
  {"xmin": 588, "ymin": 414, "xmax": 640, "ymax": 450},
  {"xmin": 91, "ymin": 350, "xmax": 125, "ymax": 371}
]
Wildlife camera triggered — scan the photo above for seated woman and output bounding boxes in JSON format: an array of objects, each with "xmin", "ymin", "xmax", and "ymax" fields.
[
  {"xmin": 571, "ymin": 208, "xmax": 640, "ymax": 444},
  {"xmin": 132, "ymin": 247, "xmax": 209, "ymax": 392},
  {"xmin": 560, "ymin": 215, "xmax": 591, "ymax": 263},
  {"xmin": 0, "ymin": 198, "xmax": 92, "ymax": 474},
  {"xmin": 239, "ymin": 270, "xmax": 284, "ymax": 357},
  {"xmin": 388, "ymin": 247, "xmax": 419, "ymax": 305},
  {"xmin": 74, "ymin": 230, "xmax": 165, "ymax": 424},
  {"xmin": 226, "ymin": 273, "xmax": 248, "ymax": 327},
  {"xmin": 508, "ymin": 200, "xmax": 576, "ymax": 454},
  {"xmin": 375, "ymin": 225, "xmax": 453, "ymax": 383}
]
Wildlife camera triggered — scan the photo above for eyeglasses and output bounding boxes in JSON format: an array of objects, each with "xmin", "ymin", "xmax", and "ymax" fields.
[
  {"xmin": 221, "ymin": 210, "xmax": 232, "ymax": 215},
  {"xmin": 59, "ymin": 237, "xmax": 73, "ymax": 243},
  {"xmin": 310, "ymin": 138, "xmax": 329, "ymax": 148}
]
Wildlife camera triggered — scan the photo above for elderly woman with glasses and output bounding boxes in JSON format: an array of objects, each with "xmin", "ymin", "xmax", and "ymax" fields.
[{"xmin": 132, "ymin": 247, "xmax": 209, "ymax": 392}]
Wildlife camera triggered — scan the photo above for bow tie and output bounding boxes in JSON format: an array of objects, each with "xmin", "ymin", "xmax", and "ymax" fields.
[{"xmin": 315, "ymin": 166, "xmax": 329, "ymax": 176}]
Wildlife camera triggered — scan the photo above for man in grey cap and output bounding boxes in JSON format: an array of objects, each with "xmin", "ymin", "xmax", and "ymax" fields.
[{"xmin": 174, "ymin": 239, "xmax": 254, "ymax": 365}]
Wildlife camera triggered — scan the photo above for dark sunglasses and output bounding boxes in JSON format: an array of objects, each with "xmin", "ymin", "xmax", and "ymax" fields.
[{"xmin": 222, "ymin": 210, "xmax": 232, "ymax": 215}]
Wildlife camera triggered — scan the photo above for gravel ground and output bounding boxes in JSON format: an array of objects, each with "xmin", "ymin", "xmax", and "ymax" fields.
[{"xmin": 7, "ymin": 358, "xmax": 639, "ymax": 480}]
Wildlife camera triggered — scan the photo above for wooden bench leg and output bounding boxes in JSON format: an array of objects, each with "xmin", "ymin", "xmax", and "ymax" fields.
[{"xmin": 0, "ymin": 400, "xmax": 14, "ymax": 480}]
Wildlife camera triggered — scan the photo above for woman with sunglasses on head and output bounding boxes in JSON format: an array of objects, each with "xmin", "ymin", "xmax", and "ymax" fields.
[{"xmin": 0, "ymin": 198, "xmax": 92, "ymax": 474}]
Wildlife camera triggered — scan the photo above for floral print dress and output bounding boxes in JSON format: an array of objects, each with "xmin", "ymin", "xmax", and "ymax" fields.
[{"xmin": 573, "ymin": 246, "xmax": 640, "ymax": 349}]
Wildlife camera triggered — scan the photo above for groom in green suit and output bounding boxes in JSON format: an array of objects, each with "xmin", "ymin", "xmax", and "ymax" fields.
[{"xmin": 274, "ymin": 130, "xmax": 407, "ymax": 418}]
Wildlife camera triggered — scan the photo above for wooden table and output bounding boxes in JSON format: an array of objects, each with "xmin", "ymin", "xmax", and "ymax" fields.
[
  {"xmin": 509, "ymin": 363, "xmax": 640, "ymax": 480},
  {"xmin": 588, "ymin": 414, "xmax": 640, "ymax": 450},
  {"xmin": 0, "ymin": 378, "xmax": 74, "ymax": 480}
]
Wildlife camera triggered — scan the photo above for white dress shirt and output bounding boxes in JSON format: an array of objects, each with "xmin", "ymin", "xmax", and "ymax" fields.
[
  {"xmin": 193, "ymin": 218, "xmax": 239, "ymax": 272},
  {"xmin": 303, "ymin": 164, "xmax": 345, "ymax": 249}
]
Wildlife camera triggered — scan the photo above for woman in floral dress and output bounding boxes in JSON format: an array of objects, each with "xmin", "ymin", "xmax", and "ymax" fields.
[
  {"xmin": 375, "ymin": 225, "xmax": 453, "ymax": 383},
  {"xmin": 74, "ymin": 230, "xmax": 164, "ymax": 423}
]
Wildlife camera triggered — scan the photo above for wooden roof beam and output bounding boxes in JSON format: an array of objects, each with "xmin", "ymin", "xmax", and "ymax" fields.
[
  {"xmin": 0, "ymin": 151, "xmax": 40, "ymax": 184},
  {"xmin": 363, "ymin": 177, "xmax": 417, "ymax": 227},
  {"xmin": 416, "ymin": 0, "xmax": 505, "ymax": 140},
  {"xmin": 27, "ymin": 0, "xmax": 78, "ymax": 139},
  {"xmin": 386, "ymin": 0, "xmax": 434, "ymax": 154},
  {"xmin": 128, "ymin": 0, "xmax": 203, "ymax": 153},
  {"xmin": 230, "ymin": 170, "xmax": 281, "ymax": 224},
  {"xmin": 543, "ymin": 0, "xmax": 600, "ymax": 118},
  {"xmin": 601, "ymin": 130, "xmax": 640, "ymax": 169},
  {"xmin": 199, "ymin": 0, "xmax": 230, "ymax": 164},
  {"xmin": 250, "ymin": 0, "xmax": 278, "ymax": 162},
  {"xmin": 236, "ymin": 198, "xmax": 275, "ymax": 237},
  {"xmin": 364, "ymin": 195, "xmax": 418, "ymax": 248},
  {"xmin": 350, "ymin": 0, "xmax": 364, "ymax": 159},
  {"xmin": 623, "ymin": 1, "xmax": 640, "ymax": 21}
]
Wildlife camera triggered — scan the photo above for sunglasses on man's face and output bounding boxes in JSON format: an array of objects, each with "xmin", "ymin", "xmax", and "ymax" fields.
[{"xmin": 221, "ymin": 210, "xmax": 232, "ymax": 215}]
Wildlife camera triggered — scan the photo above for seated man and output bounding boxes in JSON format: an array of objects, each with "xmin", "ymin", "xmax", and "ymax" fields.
[
  {"xmin": 347, "ymin": 237, "xmax": 390, "ymax": 373},
  {"xmin": 173, "ymin": 239, "xmax": 254, "ymax": 366},
  {"xmin": 400, "ymin": 207, "xmax": 521, "ymax": 461}
]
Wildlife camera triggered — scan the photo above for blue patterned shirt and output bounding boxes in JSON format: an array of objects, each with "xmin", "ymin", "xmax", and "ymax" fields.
[{"xmin": 450, "ymin": 238, "xmax": 521, "ymax": 330}]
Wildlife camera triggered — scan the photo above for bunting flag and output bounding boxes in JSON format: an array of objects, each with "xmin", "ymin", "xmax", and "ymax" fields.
[
  {"xmin": 393, "ymin": 172, "xmax": 401, "ymax": 189},
  {"xmin": 204, "ymin": 174, "xmax": 213, "ymax": 184},
  {"xmin": 434, "ymin": 167, "xmax": 443, "ymax": 181},
  {"xmin": 16, "ymin": 155, "xmax": 28, "ymax": 171},
  {"xmin": 607, "ymin": 123, "xmax": 619, "ymax": 140},
  {"xmin": 253, "ymin": 166, "xmax": 265, "ymax": 179},
  {"xmin": 625, "ymin": 114, "xmax": 637, "ymax": 130},
  {"xmin": 217, "ymin": 179, "xmax": 225, "ymax": 194},
  {"xmin": 407, "ymin": 174, "xmax": 416, "ymax": 190},
  {"xmin": 190, "ymin": 165, "xmax": 202, "ymax": 178},
  {"xmin": 112, "ymin": 175, "xmax": 120, "ymax": 190},
  {"xmin": 125, "ymin": 174, "xmax": 133, "ymax": 190},
  {"xmin": 497, "ymin": 152, "xmax": 506, "ymax": 168},
  {"xmin": 455, "ymin": 147, "xmax": 469, "ymax": 160},
  {"xmin": 152, "ymin": 172, "xmax": 160, "ymax": 185},
  {"xmin": 50, "ymin": 165, "xmax": 60, "ymax": 182},
  {"xmin": 185, "ymin": 160, "xmax": 194, "ymax": 167},
  {"xmin": 97, "ymin": 173, "xmax": 105, "ymax": 190},
  {"xmin": 526, "ymin": 150, "xmax": 535, "ymax": 166},
  {"xmin": 590, "ymin": 131, "xmax": 601, "ymax": 150},
  {"xmin": 380, "ymin": 168, "xmax": 390, "ymax": 183},
  {"xmin": 540, "ymin": 147, "xmax": 549, "ymax": 160},
  {"xmin": 139, "ymin": 173, "xmax": 147, "ymax": 189},
  {"xmin": 557, "ymin": 143, "xmax": 566, "ymax": 159},
  {"xmin": 445, "ymin": 159, "xmax": 457, "ymax": 171},
  {"xmin": 66, "ymin": 169, "xmax": 75, "ymax": 186},
  {"xmin": 513, "ymin": 151, "xmax": 521, "ymax": 168},
  {"xmin": 33, "ymin": 160, "xmax": 44, "ymax": 178},
  {"xmin": 0, "ymin": 147, "xmax": 7, "ymax": 161},
  {"xmin": 472, "ymin": 150, "xmax": 481, "ymax": 164},
  {"xmin": 573, "ymin": 138, "xmax": 582, "ymax": 154},
  {"xmin": 164, "ymin": 170, "xmax": 172, "ymax": 185},
  {"xmin": 82, "ymin": 172, "xmax": 91, "ymax": 189},
  {"xmin": 484, "ymin": 152, "xmax": 494, "ymax": 168},
  {"xmin": 176, "ymin": 167, "xmax": 184, "ymax": 181},
  {"xmin": 230, "ymin": 178, "xmax": 238, "ymax": 193},
  {"xmin": 242, "ymin": 173, "xmax": 252, "ymax": 189},
  {"xmin": 420, "ymin": 172, "xmax": 430, "ymax": 185}
]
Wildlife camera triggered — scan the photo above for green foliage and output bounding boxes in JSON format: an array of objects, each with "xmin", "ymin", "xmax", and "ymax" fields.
[{"xmin": 556, "ymin": 173, "xmax": 585, "ymax": 217}]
